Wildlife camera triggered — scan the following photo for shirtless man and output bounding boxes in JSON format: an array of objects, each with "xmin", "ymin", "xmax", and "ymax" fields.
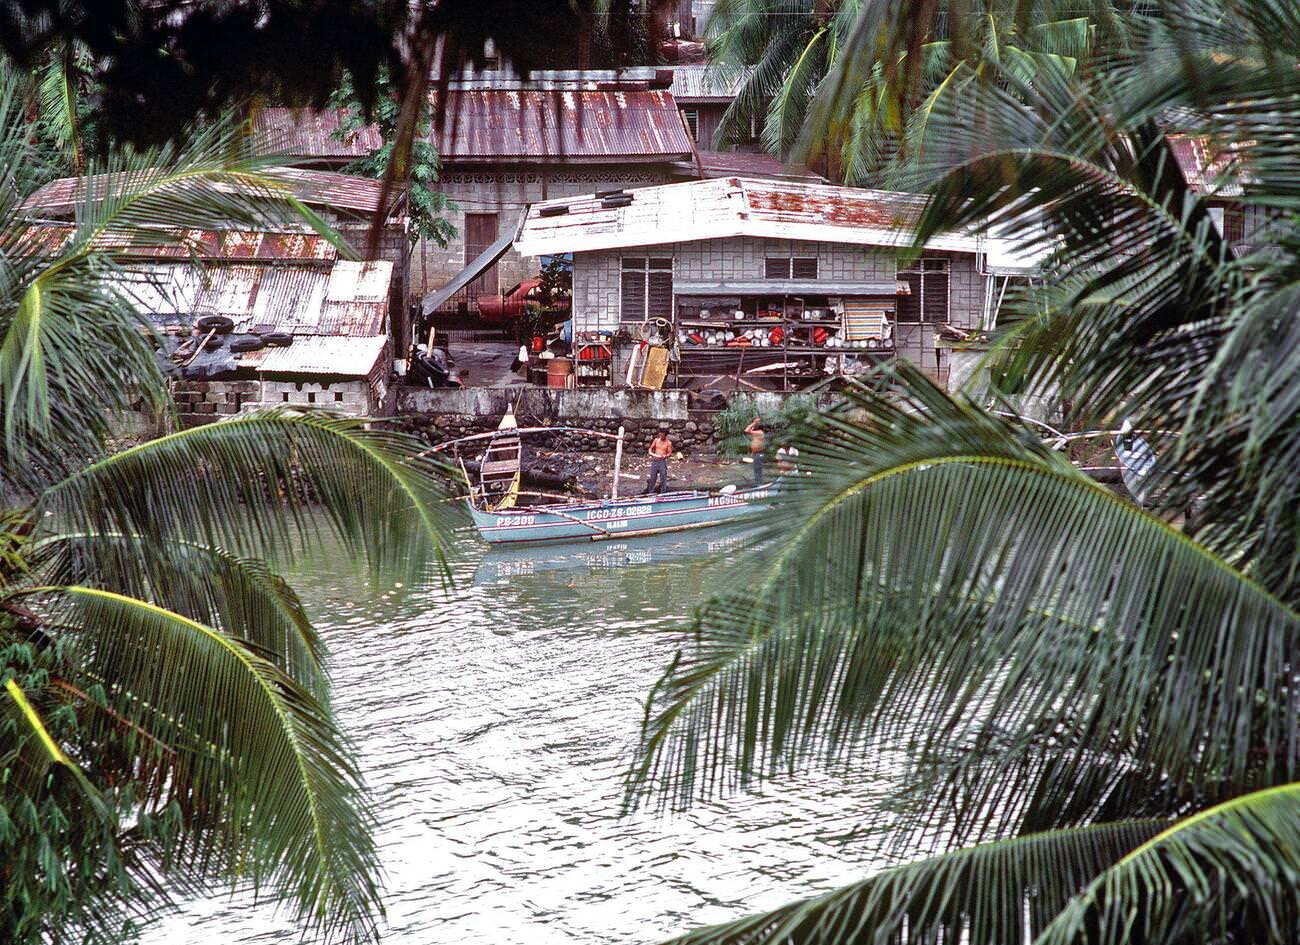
[
  {"xmin": 644, "ymin": 426, "xmax": 673, "ymax": 494},
  {"xmin": 744, "ymin": 417, "xmax": 766, "ymax": 484}
]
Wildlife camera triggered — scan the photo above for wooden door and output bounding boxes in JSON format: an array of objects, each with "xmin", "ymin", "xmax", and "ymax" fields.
[{"xmin": 465, "ymin": 213, "xmax": 499, "ymax": 296}]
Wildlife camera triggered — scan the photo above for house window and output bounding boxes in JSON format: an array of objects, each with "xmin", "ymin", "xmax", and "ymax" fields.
[
  {"xmin": 621, "ymin": 257, "xmax": 673, "ymax": 322},
  {"xmin": 681, "ymin": 108, "xmax": 700, "ymax": 142},
  {"xmin": 764, "ymin": 256, "xmax": 819, "ymax": 279},
  {"xmin": 896, "ymin": 258, "xmax": 950, "ymax": 324}
]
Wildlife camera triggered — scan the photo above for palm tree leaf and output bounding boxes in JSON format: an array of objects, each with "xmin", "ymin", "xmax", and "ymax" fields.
[
  {"xmin": 2, "ymin": 677, "xmax": 105, "ymax": 807},
  {"xmin": 29, "ymin": 532, "xmax": 328, "ymax": 701},
  {"xmin": 36, "ymin": 410, "xmax": 458, "ymax": 583},
  {"xmin": 1036, "ymin": 784, "xmax": 1300, "ymax": 945},
  {"xmin": 629, "ymin": 366, "xmax": 1299, "ymax": 849},
  {"xmin": 660, "ymin": 820, "xmax": 1164, "ymax": 945},
  {"xmin": 26, "ymin": 585, "xmax": 382, "ymax": 944}
]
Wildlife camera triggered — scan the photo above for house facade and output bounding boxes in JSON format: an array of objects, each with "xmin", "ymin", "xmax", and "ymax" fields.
[
  {"xmin": 255, "ymin": 70, "xmax": 697, "ymax": 318},
  {"xmin": 515, "ymin": 177, "xmax": 1026, "ymax": 387}
]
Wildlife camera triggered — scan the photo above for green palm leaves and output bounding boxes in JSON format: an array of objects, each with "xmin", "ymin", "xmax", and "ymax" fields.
[
  {"xmin": 0, "ymin": 61, "xmax": 455, "ymax": 944},
  {"xmin": 638, "ymin": 2, "xmax": 1300, "ymax": 942},
  {"xmin": 632, "ymin": 369, "xmax": 1299, "ymax": 826},
  {"xmin": 661, "ymin": 783, "xmax": 1300, "ymax": 945}
]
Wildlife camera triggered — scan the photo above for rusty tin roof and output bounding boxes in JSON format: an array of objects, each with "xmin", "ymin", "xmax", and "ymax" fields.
[
  {"xmin": 514, "ymin": 177, "xmax": 991, "ymax": 256},
  {"xmin": 253, "ymin": 107, "xmax": 383, "ymax": 159},
  {"xmin": 1168, "ymin": 134, "xmax": 1246, "ymax": 198},
  {"xmin": 435, "ymin": 90, "xmax": 693, "ymax": 163},
  {"xmin": 22, "ymin": 167, "xmax": 400, "ymax": 217}
]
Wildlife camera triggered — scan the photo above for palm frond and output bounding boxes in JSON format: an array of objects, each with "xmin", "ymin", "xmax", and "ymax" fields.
[
  {"xmin": 29, "ymin": 532, "xmax": 327, "ymax": 700},
  {"xmin": 1037, "ymin": 783, "xmax": 1300, "ymax": 945},
  {"xmin": 24, "ymin": 585, "xmax": 383, "ymax": 944},
  {"xmin": 660, "ymin": 820, "xmax": 1164, "ymax": 945},
  {"xmin": 36, "ymin": 410, "xmax": 458, "ymax": 583},
  {"xmin": 629, "ymin": 366, "xmax": 1299, "ymax": 850}
]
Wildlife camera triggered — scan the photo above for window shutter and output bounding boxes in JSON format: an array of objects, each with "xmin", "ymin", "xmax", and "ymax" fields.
[
  {"xmin": 621, "ymin": 271, "xmax": 646, "ymax": 321},
  {"xmin": 682, "ymin": 109, "xmax": 699, "ymax": 141},
  {"xmin": 791, "ymin": 257, "xmax": 819, "ymax": 279},
  {"xmin": 922, "ymin": 270, "xmax": 949, "ymax": 323},
  {"xmin": 896, "ymin": 273, "xmax": 922, "ymax": 322},
  {"xmin": 764, "ymin": 257, "xmax": 791, "ymax": 279},
  {"xmin": 648, "ymin": 271, "xmax": 674, "ymax": 317}
]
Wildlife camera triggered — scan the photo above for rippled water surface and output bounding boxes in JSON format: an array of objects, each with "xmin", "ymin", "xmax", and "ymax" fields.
[{"xmin": 143, "ymin": 530, "xmax": 889, "ymax": 944}]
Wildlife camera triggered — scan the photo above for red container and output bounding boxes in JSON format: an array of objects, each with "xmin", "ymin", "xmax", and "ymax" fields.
[{"xmin": 531, "ymin": 335, "xmax": 545, "ymax": 353}]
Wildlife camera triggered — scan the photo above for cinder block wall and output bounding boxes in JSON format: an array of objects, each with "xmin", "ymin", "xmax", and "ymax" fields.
[{"xmin": 170, "ymin": 378, "xmax": 375, "ymax": 427}]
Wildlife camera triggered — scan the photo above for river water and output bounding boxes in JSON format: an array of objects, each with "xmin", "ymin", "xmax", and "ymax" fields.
[{"xmin": 142, "ymin": 529, "xmax": 889, "ymax": 944}]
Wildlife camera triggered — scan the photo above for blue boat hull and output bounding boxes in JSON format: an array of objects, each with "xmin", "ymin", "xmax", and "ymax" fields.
[{"xmin": 469, "ymin": 481, "xmax": 779, "ymax": 544}]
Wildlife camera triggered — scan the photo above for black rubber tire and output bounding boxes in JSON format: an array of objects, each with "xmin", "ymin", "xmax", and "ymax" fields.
[
  {"xmin": 203, "ymin": 337, "xmax": 225, "ymax": 351},
  {"xmin": 230, "ymin": 336, "xmax": 265, "ymax": 353},
  {"xmin": 196, "ymin": 315, "xmax": 236, "ymax": 334},
  {"xmin": 262, "ymin": 332, "xmax": 294, "ymax": 347}
]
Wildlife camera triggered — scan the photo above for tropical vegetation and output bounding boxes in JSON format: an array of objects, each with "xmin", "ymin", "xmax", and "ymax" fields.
[
  {"xmin": 0, "ymin": 69, "xmax": 452, "ymax": 943},
  {"xmin": 704, "ymin": 0, "xmax": 1127, "ymax": 183},
  {"xmin": 631, "ymin": 0, "xmax": 1300, "ymax": 941}
]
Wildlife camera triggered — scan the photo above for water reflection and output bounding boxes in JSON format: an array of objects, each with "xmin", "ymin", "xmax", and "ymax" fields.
[{"xmin": 141, "ymin": 530, "xmax": 890, "ymax": 944}]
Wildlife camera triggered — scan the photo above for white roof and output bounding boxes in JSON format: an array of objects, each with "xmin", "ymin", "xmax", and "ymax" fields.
[
  {"xmin": 514, "ymin": 177, "xmax": 1007, "ymax": 257},
  {"xmin": 247, "ymin": 335, "xmax": 389, "ymax": 376}
]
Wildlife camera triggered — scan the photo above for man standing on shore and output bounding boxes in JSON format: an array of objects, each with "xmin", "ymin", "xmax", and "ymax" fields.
[
  {"xmin": 644, "ymin": 426, "xmax": 673, "ymax": 494},
  {"xmin": 744, "ymin": 417, "xmax": 766, "ymax": 484}
]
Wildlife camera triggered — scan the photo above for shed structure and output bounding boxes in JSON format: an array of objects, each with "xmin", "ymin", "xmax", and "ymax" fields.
[{"xmin": 19, "ymin": 223, "xmax": 395, "ymax": 423}]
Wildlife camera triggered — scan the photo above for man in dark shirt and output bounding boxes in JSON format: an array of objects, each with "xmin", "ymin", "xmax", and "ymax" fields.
[{"xmin": 644, "ymin": 426, "xmax": 673, "ymax": 494}]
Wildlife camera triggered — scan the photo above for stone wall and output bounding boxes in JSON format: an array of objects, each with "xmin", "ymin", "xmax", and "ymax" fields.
[
  {"xmin": 171, "ymin": 379, "xmax": 261, "ymax": 428},
  {"xmin": 394, "ymin": 386, "xmax": 790, "ymax": 455}
]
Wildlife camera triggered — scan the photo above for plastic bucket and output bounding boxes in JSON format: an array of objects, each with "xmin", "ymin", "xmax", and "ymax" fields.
[{"xmin": 546, "ymin": 357, "xmax": 573, "ymax": 388}]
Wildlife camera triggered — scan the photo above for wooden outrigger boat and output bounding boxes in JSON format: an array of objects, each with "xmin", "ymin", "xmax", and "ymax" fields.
[{"xmin": 435, "ymin": 416, "xmax": 778, "ymax": 545}]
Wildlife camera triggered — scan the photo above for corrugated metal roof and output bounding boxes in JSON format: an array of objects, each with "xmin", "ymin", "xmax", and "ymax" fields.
[
  {"xmin": 248, "ymin": 335, "xmax": 389, "ymax": 376},
  {"xmin": 254, "ymin": 107, "xmax": 382, "ymax": 159},
  {"xmin": 514, "ymin": 177, "xmax": 991, "ymax": 255},
  {"xmin": 1168, "ymin": 134, "xmax": 1245, "ymax": 197},
  {"xmin": 671, "ymin": 150, "xmax": 828, "ymax": 183},
  {"xmin": 106, "ymin": 258, "xmax": 388, "ymax": 337},
  {"xmin": 667, "ymin": 65, "xmax": 751, "ymax": 101},
  {"xmin": 21, "ymin": 167, "xmax": 399, "ymax": 217},
  {"xmin": 17, "ymin": 223, "xmax": 339, "ymax": 260},
  {"xmin": 435, "ymin": 90, "xmax": 694, "ymax": 162},
  {"xmin": 256, "ymin": 91, "xmax": 694, "ymax": 164}
]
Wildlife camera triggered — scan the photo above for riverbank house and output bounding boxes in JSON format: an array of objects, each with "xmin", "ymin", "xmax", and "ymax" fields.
[{"xmin": 512, "ymin": 176, "xmax": 1030, "ymax": 389}]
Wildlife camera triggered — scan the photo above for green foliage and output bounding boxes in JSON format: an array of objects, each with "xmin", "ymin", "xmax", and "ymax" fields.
[
  {"xmin": 327, "ymin": 69, "xmax": 457, "ymax": 248},
  {"xmin": 0, "ymin": 63, "xmax": 457, "ymax": 944},
  {"xmin": 637, "ymin": 1, "xmax": 1300, "ymax": 942},
  {"xmin": 713, "ymin": 395, "xmax": 816, "ymax": 457},
  {"xmin": 706, "ymin": 0, "xmax": 1113, "ymax": 183}
]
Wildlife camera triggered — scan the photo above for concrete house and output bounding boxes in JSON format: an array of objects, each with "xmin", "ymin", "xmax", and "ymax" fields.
[{"xmin": 514, "ymin": 176, "xmax": 1031, "ymax": 388}]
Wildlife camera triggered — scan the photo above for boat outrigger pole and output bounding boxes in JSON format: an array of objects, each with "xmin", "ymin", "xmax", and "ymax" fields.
[{"xmin": 611, "ymin": 425, "xmax": 625, "ymax": 501}]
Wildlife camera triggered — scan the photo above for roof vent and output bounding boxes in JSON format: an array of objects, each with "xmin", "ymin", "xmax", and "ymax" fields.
[{"xmin": 538, "ymin": 204, "xmax": 570, "ymax": 218}]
